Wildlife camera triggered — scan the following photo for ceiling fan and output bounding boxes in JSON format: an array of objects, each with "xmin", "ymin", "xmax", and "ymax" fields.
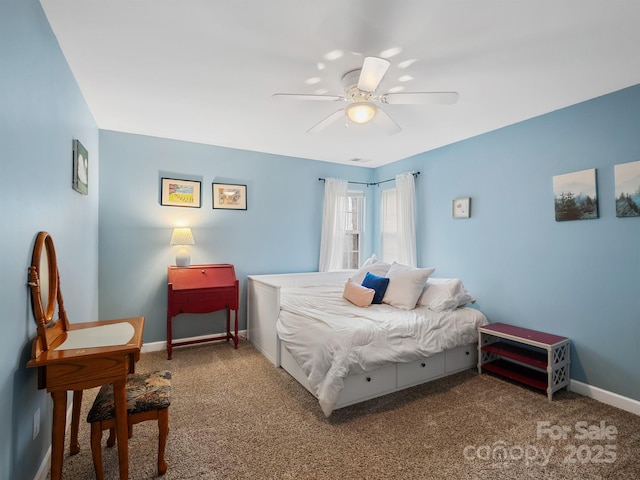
[{"xmin": 273, "ymin": 56, "xmax": 458, "ymax": 135}]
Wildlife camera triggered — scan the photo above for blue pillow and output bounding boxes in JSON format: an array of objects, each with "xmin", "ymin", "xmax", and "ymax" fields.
[{"xmin": 361, "ymin": 272, "xmax": 390, "ymax": 304}]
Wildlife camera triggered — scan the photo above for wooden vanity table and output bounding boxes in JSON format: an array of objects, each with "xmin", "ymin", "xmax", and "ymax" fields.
[{"xmin": 26, "ymin": 232, "xmax": 144, "ymax": 480}]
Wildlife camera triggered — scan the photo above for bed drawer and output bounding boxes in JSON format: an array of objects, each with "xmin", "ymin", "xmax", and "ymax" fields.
[
  {"xmin": 336, "ymin": 365, "xmax": 397, "ymax": 408},
  {"xmin": 397, "ymin": 352, "xmax": 445, "ymax": 388},
  {"xmin": 445, "ymin": 344, "xmax": 477, "ymax": 373}
]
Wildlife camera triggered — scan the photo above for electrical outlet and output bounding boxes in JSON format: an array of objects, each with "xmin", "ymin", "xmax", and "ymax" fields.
[{"xmin": 33, "ymin": 408, "xmax": 40, "ymax": 440}]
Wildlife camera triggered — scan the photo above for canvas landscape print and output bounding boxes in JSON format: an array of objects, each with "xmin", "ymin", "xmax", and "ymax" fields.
[
  {"xmin": 553, "ymin": 168, "xmax": 598, "ymax": 221},
  {"xmin": 614, "ymin": 160, "xmax": 640, "ymax": 217}
]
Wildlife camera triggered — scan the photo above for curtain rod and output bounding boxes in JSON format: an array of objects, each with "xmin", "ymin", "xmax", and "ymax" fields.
[{"xmin": 318, "ymin": 171, "xmax": 420, "ymax": 187}]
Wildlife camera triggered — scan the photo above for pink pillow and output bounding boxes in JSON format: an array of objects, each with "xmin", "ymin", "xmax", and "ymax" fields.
[{"xmin": 343, "ymin": 279, "xmax": 375, "ymax": 307}]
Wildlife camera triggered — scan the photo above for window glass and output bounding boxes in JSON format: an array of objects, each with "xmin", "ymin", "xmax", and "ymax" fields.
[{"xmin": 343, "ymin": 190, "xmax": 364, "ymax": 269}]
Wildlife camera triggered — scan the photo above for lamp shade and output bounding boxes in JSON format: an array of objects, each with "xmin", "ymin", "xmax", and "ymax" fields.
[
  {"xmin": 170, "ymin": 228, "xmax": 195, "ymax": 267},
  {"xmin": 346, "ymin": 102, "xmax": 377, "ymax": 124},
  {"xmin": 170, "ymin": 227, "xmax": 195, "ymax": 246}
]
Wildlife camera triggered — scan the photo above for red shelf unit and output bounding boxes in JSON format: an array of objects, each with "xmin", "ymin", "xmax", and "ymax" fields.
[{"xmin": 478, "ymin": 323, "xmax": 570, "ymax": 401}]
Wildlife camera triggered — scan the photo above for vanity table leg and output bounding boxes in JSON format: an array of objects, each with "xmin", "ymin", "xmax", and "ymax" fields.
[
  {"xmin": 50, "ymin": 390, "xmax": 67, "ymax": 480},
  {"xmin": 69, "ymin": 390, "xmax": 83, "ymax": 455},
  {"xmin": 113, "ymin": 378, "xmax": 130, "ymax": 479}
]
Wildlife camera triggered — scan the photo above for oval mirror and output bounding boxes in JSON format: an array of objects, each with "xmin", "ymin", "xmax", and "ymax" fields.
[{"xmin": 29, "ymin": 231, "xmax": 59, "ymax": 327}]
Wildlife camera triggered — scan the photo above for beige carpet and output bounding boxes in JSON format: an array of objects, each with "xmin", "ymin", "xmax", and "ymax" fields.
[{"xmin": 51, "ymin": 340, "xmax": 640, "ymax": 479}]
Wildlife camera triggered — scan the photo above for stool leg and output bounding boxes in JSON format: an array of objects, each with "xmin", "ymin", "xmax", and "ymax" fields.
[
  {"xmin": 157, "ymin": 409, "xmax": 169, "ymax": 475},
  {"xmin": 106, "ymin": 427, "xmax": 116, "ymax": 447},
  {"xmin": 90, "ymin": 422, "xmax": 105, "ymax": 480}
]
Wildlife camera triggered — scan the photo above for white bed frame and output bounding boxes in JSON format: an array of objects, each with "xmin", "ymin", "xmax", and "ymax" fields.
[{"xmin": 247, "ymin": 271, "xmax": 478, "ymax": 411}]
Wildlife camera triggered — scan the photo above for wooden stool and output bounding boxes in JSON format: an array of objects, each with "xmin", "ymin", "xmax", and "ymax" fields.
[{"xmin": 87, "ymin": 371, "xmax": 172, "ymax": 480}]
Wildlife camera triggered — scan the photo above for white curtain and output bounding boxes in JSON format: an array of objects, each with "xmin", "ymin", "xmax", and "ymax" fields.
[
  {"xmin": 395, "ymin": 172, "xmax": 417, "ymax": 266},
  {"xmin": 318, "ymin": 177, "xmax": 348, "ymax": 272}
]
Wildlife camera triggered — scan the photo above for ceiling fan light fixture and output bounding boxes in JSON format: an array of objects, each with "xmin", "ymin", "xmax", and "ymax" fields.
[{"xmin": 346, "ymin": 102, "xmax": 377, "ymax": 124}]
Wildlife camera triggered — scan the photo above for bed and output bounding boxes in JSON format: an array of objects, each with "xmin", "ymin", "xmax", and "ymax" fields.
[{"xmin": 247, "ymin": 265, "xmax": 488, "ymax": 417}]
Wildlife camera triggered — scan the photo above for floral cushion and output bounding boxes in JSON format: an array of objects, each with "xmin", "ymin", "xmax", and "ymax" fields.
[{"xmin": 87, "ymin": 371, "xmax": 172, "ymax": 423}]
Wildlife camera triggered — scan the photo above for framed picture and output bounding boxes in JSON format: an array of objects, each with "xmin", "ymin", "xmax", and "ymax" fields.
[
  {"xmin": 72, "ymin": 139, "xmax": 88, "ymax": 195},
  {"xmin": 614, "ymin": 160, "xmax": 640, "ymax": 218},
  {"xmin": 452, "ymin": 197, "xmax": 470, "ymax": 218},
  {"xmin": 213, "ymin": 183, "xmax": 247, "ymax": 210},
  {"xmin": 161, "ymin": 178, "xmax": 202, "ymax": 208},
  {"xmin": 553, "ymin": 168, "xmax": 598, "ymax": 221}
]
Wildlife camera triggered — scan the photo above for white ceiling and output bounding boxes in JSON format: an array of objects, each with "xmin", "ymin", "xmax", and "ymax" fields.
[{"xmin": 40, "ymin": 1, "xmax": 640, "ymax": 168}]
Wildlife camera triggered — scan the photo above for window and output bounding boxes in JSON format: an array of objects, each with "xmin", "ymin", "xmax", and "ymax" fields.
[
  {"xmin": 381, "ymin": 188, "xmax": 397, "ymax": 263},
  {"xmin": 343, "ymin": 190, "xmax": 364, "ymax": 269}
]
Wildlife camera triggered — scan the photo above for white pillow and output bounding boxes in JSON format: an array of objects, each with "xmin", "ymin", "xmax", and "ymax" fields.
[
  {"xmin": 360, "ymin": 253, "xmax": 378, "ymax": 268},
  {"xmin": 417, "ymin": 277, "xmax": 476, "ymax": 312},
  {"xmin": 351, "ymin": 256, "xmax": 391, "ymax": 284},
  {"xmin": 382, "ymin": 262, "xmax": 436, "ymax": 310}
]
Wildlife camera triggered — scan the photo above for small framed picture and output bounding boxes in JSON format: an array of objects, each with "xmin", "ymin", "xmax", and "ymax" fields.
[
  {"xmin": 213, "ymin": 183, "xmax": 247, "ymax": 210},
  {"xmin": 452, "ymin": 197, "xmax": 471, "ymax": 218},
  {"xmin": 72, "ymin": 139, "xmax": 88, "ymax": 195},
  {"xmin": 161, "ymin": 178, "xmax": 202, "ymax": 208}
]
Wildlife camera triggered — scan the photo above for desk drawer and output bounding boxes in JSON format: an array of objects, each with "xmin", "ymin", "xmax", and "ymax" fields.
[
  {"xmin": 208, "ymin": 287, "xmax": 237, "ymax": 303},
  {"xmin": 46, "ymin": 355, "xmax": 131, "ymax": 390},
  {"xmin": 171, "ymin": 287, "xmax": 237, "ymax": 315},
  {"xmin": 174, "ymin": 292, "xmax": 207, "ymax": 303}
]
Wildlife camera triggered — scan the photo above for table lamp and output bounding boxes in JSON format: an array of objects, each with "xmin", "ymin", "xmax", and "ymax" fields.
[{"xmin": 170, "ymin": 227, "xmax": 195, "ymax": 267}]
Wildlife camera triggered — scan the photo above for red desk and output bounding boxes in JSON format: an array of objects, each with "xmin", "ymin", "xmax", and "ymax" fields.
[{"xmin": 167, "ymin": 264, "xmax": 239, "ymax": 359}]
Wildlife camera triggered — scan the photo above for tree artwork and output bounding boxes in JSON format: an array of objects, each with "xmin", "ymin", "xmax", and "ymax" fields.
[{"xmin": 553, "ymin": 169, "xmax": 598, "ymax": 222}]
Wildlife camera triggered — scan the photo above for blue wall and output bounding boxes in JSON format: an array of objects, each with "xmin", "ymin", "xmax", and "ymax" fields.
[
  {"xmin": 98, "ymin": 131, "xmax": 374, "ymax": 344},
  {"xmin": 374, "ymin": 85, "xmax": 640, "ymax": 401},
  {"xmin": 0, "ymin": 1, "xmax": 99, "ymax": 479}
]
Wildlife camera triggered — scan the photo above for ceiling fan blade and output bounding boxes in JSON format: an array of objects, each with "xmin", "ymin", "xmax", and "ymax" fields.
[
  {"xmin": 373, "ymin": 108, "xmax": 401, "ymax": 136},
  {"xmin": 272, "ymin": 93, "xmax": 344, "ymax": 102},
  {"xmin": 306, "ymin": 109, "xmax": 345, "ymax": 134},
  {"xmin": 357, "ymin": 57, "xmax": 390, "ymax": 92},
  {"xmin": 380, "ymin": 92, "xmax": 459, "ymax": 105}
]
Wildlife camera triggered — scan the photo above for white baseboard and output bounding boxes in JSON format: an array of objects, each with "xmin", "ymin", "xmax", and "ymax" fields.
[
  {"xmin": 141, "ymin": 330, "xmax": 247, "ymax": 353},
  {"xmin": 33, "ymin": 445, "xmax": 51, "ymax": 480},
  {"xmin": 570, "ymin": 380, "xmax": 640, "ymax": 416},
  {"xmin": 33, "ymin": 402, "xmax": 74, "ymax": 480},
  {"xmin": 141, "ymin": 340, "xmax": 168, "ymax": 353}
]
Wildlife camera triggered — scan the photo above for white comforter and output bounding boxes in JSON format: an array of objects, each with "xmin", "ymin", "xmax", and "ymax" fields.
[{"xmin": 276, "ymin": 283, "xmax": 489, "ymax": 417}]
